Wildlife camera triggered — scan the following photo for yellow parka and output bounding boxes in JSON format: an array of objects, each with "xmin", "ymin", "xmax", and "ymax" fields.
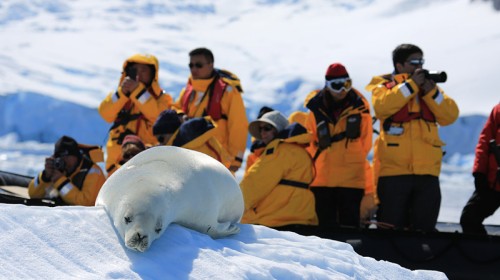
[
  {"xmin": 28, "ymin": 157, "xmax": 106, "ymax": 206},
  {"xmin": 305, "ymin": 89, "xmax": 373, "ymax": 189},
  {"xmin": 366, "ymin": 73, "xmax": 459, "ymax": 177},
  {"xmin": 98, "ymin": 54, "xmax": 172, "ymax": 172},
  {"xmin": 240, "ymin": 129, "xmax": 318, "ymax": 227},
  {"xmin": 172, "ymin": 70, "xmax": 248, "ymax": 169},
  {"xmin": 165, "ymin": 116, "xmax": 232, "ymax": 168}
]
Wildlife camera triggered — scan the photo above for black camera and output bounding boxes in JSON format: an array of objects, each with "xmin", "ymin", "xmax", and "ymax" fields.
[
  {"xmin": 52, "ymin": 157, "xmax": 66, "ymax": 171},
  {"xmin": 125, "ymin": 65, "xmax": 137, "ymax": 79},
  {"xmin": 423, "ymin": 70, "xmax": 447, "ymax": 83}
]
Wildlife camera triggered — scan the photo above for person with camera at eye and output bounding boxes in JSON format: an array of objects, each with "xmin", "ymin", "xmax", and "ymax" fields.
[
  {"xmin": 304, "ymin": 63, "xmax": 373, "ymax": 228},
  {"xmin": 172, "ymin": 47, "xmax": 248, "ymax": 174},
  {"xmin": 460, "ymin": 103, "xmax": 500, "ymax": 235},
  {"xmin": 99, "ymin": 54, "xmax": 172, "ymax": 175},
  {"xmin": 240, "ymin": 111, "xmax": 318, "ymax": 228},
  {"xmin": 27, "ymin": 135, "xmax": 106, "ymax": 206},
  {"xmin": 365, "ymin": 43, "xmax": 459, "ymax": 232}
]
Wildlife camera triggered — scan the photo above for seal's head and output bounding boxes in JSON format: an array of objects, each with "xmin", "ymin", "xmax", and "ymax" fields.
[
  {"xmin": 117, "ymin": 193, "xmax": 166, "ymax": 252},
  {"xmin": 121, "ymin": 208, "xmax": 164, "ymax": 252},
  {"xmin": 112, "ymin": 174, "xmax": 169, "ymax": 252}
]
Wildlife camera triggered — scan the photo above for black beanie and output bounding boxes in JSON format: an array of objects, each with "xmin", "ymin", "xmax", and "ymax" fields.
[
  {"xmin": 54, "ymin": 135, "xmax": 81, "ymax": 158},
  {"xmin": 153, "ymin": 110, "xmax": 182, "ymax": 135}
]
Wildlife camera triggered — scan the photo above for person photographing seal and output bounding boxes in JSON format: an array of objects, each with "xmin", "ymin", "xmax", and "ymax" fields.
[{"xmin": 28, "ymin": 135, "xmax": 106, "ymax": 206}]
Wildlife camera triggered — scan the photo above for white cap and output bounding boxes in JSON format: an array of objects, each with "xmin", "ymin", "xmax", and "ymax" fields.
[{"xmin": 248, "ymin": 111, "xmax": 289, "ymax": 140}]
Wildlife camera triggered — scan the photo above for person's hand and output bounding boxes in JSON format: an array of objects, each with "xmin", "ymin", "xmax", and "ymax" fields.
[
  {"xmin": 50, "ymin": 168, "xmax": 64, "ymax": 183},
  {"xmin": 420, "ymin": 78, "xmax": 436, "ymax": 96},
  {"xmin": 121, "ymin": 77, "xmax": 139, "ymax": 97},
  {"xmin": 413, "ymin": 69, "xmax": 436, "ymax": 96},
  {"xmin": 473, "ymin": 172, "xmax": 489, "ymax": 192},
  {"xmin": 412, "ymin": 69, "xmax": 426, "ymax": 87},
  {"xmin": 43, "ymin": 157, "xmax": 56, "ymax": 180}
]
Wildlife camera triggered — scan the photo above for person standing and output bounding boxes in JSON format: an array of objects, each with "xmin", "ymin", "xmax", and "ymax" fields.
[
  {"xmin": 305, "ymin": 63, "xmax": 373, "ymax": 228},
  {"xmin": 366, "ymin": 43, "xmax": 459, "ymax": 231},
  {"xmin": 460, "ymin": 103, "xmax": 500, "ymax": 235},
  {"xmin": 172, "ymin": 48, "xmax": 248, "ymax": 173},
  {"xmin": 99, "ymin": 54, "xmax": 172, "ymax": 173}
]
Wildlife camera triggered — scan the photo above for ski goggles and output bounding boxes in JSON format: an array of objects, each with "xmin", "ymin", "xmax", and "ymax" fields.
[{"xmin": 325, "ymin": 77, "xmax": 352, "ymax": 93}]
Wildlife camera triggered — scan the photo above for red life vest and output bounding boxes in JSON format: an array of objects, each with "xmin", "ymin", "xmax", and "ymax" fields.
[
  {"xmin": 181, "ymin": 78, "xmax": 227, "ymax": 121},
  {"xmin": 391, "ymin": 95, "xmax": 436, "ymax": 123}
]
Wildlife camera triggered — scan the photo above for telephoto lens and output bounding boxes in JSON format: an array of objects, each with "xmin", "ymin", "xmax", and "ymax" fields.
[{"xmin": 423, "ymin": 70, "xmax": 447, "ymax": 83}]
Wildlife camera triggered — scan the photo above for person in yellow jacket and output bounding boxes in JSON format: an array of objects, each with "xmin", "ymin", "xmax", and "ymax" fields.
[
  {"xmin": 244, "ymin": 106, "xmax": 275, "ymax": 173},
  {"xmin": 172, "ymin": 48, "xmax": 248, "ymax": 173},
  {"xmin": 240, "ymin": 111, "xmax": 318, "ymax": 228},
  {"xmin": 28, "ymin": 136, "xmax": 106, "ymax": 206},
  {"xmin": 106, "ymin": 134, "xmax": 146, "ymax": 177},
  {"xmin": 99, "ymin": 54, "xmax": 172, "ymax": 174},
  {"xmin": 305, "ymin": 63, "xmax": 373, "ymax": 228},
  {"xmin": 152, "ymin": 109, "xmax": 232, "ymax": 168},
  {"xmin": 365, "ymin": 43, "xmax": 459, "ymax": 231}
]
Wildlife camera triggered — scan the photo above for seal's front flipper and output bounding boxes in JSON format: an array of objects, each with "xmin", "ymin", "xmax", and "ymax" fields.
[{"xmin": 207, "ymin": 222, "xmax": 240, "ymax": 238}]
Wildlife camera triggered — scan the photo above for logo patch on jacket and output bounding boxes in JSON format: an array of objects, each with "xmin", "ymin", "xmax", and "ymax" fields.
[
  {"xmin": 265, "ymin": 148, "xmax": 274, "ymax": 155},
  {"xmin": 384, "ymin": 81, "xmax": 396, "ymax": 89}
]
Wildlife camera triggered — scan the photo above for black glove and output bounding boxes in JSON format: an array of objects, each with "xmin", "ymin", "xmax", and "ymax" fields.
[{"xmin": 473, "ymin": 172, "xmax": 489, "ymax": 192}]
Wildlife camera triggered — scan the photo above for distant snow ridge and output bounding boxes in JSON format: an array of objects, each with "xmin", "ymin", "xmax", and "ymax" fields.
[
  {"xmin": 440, "ymin": 114, "xmax": 487, "ymax": 161},
  {"xmin": 0, "ymin": 92, "xmax": 108, "ymax": 145}
]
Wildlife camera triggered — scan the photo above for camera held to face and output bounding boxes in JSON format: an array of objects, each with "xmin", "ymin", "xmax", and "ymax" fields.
[
  {"xmin": 423, "ymin": 70, "xmax": 447, "ymax": 83},
  {"xmin": 125, "ymin": 65, "xmax": 137, "ymax": 79},
  {"xmin": 52, "ymin": 157, "xmax": 66, "ymax": 171}
]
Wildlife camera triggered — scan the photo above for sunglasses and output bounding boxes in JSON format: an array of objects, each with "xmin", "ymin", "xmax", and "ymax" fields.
[
  {"xmin": 188, "ymin": 62, "xmax": 206, "ymax": 69},
  {"xmin": 259, "ymin": 124, "xmax": 274, "ymax": 132},
  {"xmin": 325, "ymin": 78, "xmax": 352, "ymax": 93},
  {"xmin": 407, "ymin": 58, "xmax": 425, "ymax": 66}
]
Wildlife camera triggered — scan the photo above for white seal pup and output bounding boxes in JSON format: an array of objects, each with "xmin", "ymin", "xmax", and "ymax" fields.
[{"xmin": 95, "ymin": 146, "xmax": 244, "ymax": 252}]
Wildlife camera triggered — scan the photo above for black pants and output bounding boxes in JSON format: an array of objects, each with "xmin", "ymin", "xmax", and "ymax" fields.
[
  {"xmin": 377, "ymin": 175, "xmax": 441, "ymax": 232},
  {"xmin": 311, "ymin": 187, "xmax": 364, "ymax": 228},
  {"xmin": 0, "ymin": 170, "xmax": 33, "ymax": 188},
  {"xmin": 460, "ymin": 188, "xmax": 500, "ymax": 235}
]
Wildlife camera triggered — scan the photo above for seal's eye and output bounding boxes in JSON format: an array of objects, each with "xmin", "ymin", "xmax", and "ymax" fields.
[
  {"xmin": 155, "ymin": 220, "xmax": 162, "ymax": 234},
  {"xmin": 124, "ymin": 216, "xmax": 132, "ymax": 224}
]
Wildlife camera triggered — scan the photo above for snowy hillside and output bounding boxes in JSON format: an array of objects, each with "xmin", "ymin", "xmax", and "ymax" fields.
[
  {"xmin": 1, "ymin": 0, "xmax": 500, "ymax": 226},
  {"xmin": 1, "ymin": 0, "xmax": 499, "ymax": 145}
]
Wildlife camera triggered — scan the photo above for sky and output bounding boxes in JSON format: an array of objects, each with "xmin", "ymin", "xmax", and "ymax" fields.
[{"xmin": 0, "ymin": 0, "xmax": 500, "ymax": 278}]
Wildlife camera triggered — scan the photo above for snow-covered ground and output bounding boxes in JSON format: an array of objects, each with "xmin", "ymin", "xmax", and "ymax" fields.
[{"xmin": 0, "ymin": 0, "xmax": 500, "ymax": 278}]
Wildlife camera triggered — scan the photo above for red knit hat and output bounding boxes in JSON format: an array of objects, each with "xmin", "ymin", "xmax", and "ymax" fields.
[{"xmin": 325, "ymin": 63, "xmax": 349, "ymax": 80}]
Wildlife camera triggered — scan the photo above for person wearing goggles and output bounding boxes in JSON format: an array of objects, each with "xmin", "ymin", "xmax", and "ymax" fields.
[
  {"xmin": 366, "ymin": 43, "xmax": 459, "ymax": 232},
  {"xmin": 304, "ymin": 63, "xmax": 374, "ymax": 228}
]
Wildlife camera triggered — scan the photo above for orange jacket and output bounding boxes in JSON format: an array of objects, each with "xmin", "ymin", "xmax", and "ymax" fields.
[
  {"xmin": 98, "ymin": 54, "xmax": 172, "ymax": 172},
  {"xmin": 305, "ymin": 89, "xmax": 373, "ymax": 189},
  {"xmin": 366, "ymin": 73, "xmax": 459, "ymax": 177},
  {"xmin": 28, "ymin": 157, "xmax": 106, "ymax": 206},
  {"xmin": 240, "ymin": 127, "xmax": 318, "ymax": 227},
  {"xmin": 172, "ymin": 70, "xmax": 248, "ymax": 168},
  {"xmin": 165, "ymin": 116, "xmax": 232, "ymax": 168}
]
